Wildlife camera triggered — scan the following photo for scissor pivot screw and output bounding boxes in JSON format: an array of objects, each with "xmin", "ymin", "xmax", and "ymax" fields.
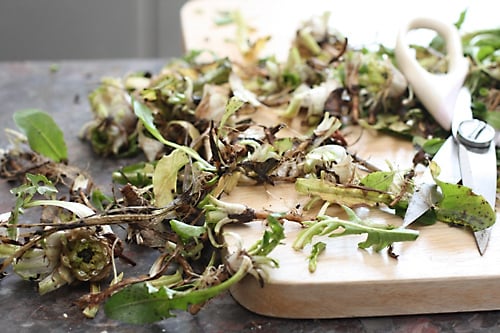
[{"xmin": 457, "ymin": 119, "xmax": 495, "ymax": 150}]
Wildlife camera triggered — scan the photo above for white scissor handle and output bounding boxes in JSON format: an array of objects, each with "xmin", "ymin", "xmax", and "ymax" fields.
[{"xmin": 395, "ymin": 17, "xmax": 469, "ymax": 131}]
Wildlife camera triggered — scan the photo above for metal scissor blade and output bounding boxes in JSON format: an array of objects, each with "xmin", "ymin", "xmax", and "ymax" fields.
[
  {"xmin": 402, "ymin": 183, "xmax": 438, "ymax": 227},
  {"xmin": 474, "ymin": 228, "xmax": 491, "ymax": 256},
  {"xmin": 403, "ymin": 137, "xmax": 460, "ymax": 227},
  {"xmin": 458, "ymin": 141, "xmax": 497, "ymax": 255},
  {"xmin": 458, "ymin": 143, "xmax": 497, "ymax": 208},
  {"xmin": 451, "ymin": 89, "xmax": 495, "ymax": 254}
]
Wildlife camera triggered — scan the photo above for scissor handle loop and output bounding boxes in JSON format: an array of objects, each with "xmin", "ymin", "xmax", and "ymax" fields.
[{"xmin": 395, "ymin": 17, "xmax": 469, "ymax": 131}]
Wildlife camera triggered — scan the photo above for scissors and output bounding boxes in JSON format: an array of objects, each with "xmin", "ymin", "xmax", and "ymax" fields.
[{"xmin": 394, "ymin": 17, "xmax": 497, "ymax": 255}]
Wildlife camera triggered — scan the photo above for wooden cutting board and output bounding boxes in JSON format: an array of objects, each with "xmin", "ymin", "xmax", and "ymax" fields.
[{"xmin": 181, "ymin": 0, "xmax": 500, "ymax": 318}]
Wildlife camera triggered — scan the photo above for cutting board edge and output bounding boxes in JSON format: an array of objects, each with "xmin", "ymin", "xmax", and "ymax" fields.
[{"xmin": 229, "ymin": 273, "xmax": 500, "ymax": 318}]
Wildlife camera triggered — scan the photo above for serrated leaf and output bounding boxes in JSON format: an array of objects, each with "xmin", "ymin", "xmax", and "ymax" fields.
[
  {"xmin": 10, "ymin": 173, "xmax": 57, "ymax": 204},
  {"xmin": 293, "ymin": 206, "xmax": 419, "ymax": 253},
  {"xmin": 247, "ymin": 214, "xmax": 285, "ymax": 256},
  {"xmin": 13, "ymin": 109, "xmax": 67, "ymax": 162},
  {"xmin": 8, "ymin": 173, "xmax": 58, "ymax": 239}
]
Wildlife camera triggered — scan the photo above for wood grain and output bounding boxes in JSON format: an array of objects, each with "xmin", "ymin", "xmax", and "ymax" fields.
[{"xmin": 181, "ymin": 0, "xmax": 500, "ymax": 318}]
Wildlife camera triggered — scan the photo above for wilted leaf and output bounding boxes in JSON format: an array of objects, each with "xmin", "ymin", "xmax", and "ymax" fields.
[
  {"xmin": 26, "ymin": 200, "xmax": 95, "ymax": 218},
  {"xmin": 134, "ymin": 99, "xmax": 215, "ymax": 171},
  {"xmin": 295, "ymin": 178, "xmax": 394, "ymax": 207},
  {"xmin": 219, "ymin": 96, "xmax": 245, "ymax": 129},
  {"xmin": 153, "ymin": 150, "xmax": 189, "ymax": 207}
]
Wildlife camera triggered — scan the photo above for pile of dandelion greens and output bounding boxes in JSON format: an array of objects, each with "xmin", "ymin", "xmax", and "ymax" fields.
[{"xmin": 0, "ymin": 10, "xmax": 498, "ymax": 324}]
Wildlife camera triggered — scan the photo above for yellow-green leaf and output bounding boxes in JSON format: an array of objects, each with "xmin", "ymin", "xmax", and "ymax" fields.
[
  {"xmin": 360, "ymin": 171, "xmax": 395, "ymax": 192},
  {"xmin": 295, "ymin": 178, "xmax": 394, "ymax": 207},
  {"xmin": 219, "ymin": 96, "xmax": 244, "ymax": 132},
  {"xmin": 153, "ymin": 150, "xmax": 189, "ymax": 207}
]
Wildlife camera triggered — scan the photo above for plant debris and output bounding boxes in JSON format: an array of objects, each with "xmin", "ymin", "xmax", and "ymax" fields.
[{"xmin": 0, "ymin": 10, "xmax": 498, "ymax": 324}]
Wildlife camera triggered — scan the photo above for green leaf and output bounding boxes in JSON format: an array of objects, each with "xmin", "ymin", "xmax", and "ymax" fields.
[
  {"xmin": 104, "ymin": 282, "xmax": 176, "ymax": 324},
  {"xmin": 13, "ymin": 109, "xmax": 67, "ymax": 162},
  {"xmin": 153, "ymin": 150, "xmax": 189, "ymax": 207},
  {"xmin": 360, "ymin": 171, "xmax": 395, "ymax": 192},
  {"xmin": 104, "ymin": 255, "xmax": 253, "ymax": 324},
  {"xmin": 133, "ymin": 99, "xmax": 215, "ymax": 171},
  {"xmin": 90, "ymin": 189, "xmax": 114, "ymax": 211},
  {"xmin": 219, "ymin": 96, "xmax": 244, "ymax": 129},
  {"xmin": 192, "ymin": 58, "xmax": 232, "ymax": 91},
  {"xmin": 247, "ymin": 214, "xmax": 285, "ymax": 257},
  {"xmin": 293, "ymin": 206, "xmax": 419, "ymax": 253},
  {"xmin": 476, "ymin": 45, "xmax": 495, "ymax": 62},
  {"xmin": 484, "ymin": 110, "xmax": 500, "ymax": 130},
  {"xmin": 133, "ymin": 99, "xmax": 168, "ymax": 144},
  {"xmin": 10, "ymin": 173, "xmax": 57, "ymax": 203},
  {"xmin": 430, "ymin": 162, "xmax": 496, "ymax": 231},
  {"xmin": 422, "ymin": 138, "xmax": 445, "ymax": 156},
  {"xmin": 8, "ymin": 173, "xmax": 58, "ymax": 239},
  {"xmin": 170, "ymin": 219, "xmax": 206, "ymax": 243},
  {"xmin": 307, "ymin": 241, "xmax": 326, "ymax": 273},
  {"xmin": 454, "ymin": 9, "xmax": 467, "ymax": 29},
  {"xmin": 112, "ymin": 161, "xmax": 155, "ymax": 186}
]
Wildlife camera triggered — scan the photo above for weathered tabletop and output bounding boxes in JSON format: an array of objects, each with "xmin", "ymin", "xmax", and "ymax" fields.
[{"xmin": 1, "ymin": 60, "xmax": 500, "ymax": 333}]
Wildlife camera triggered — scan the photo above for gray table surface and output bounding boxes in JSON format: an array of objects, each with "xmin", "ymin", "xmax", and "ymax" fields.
[{"xmin": 0, "ymin": 60, "xmax": 499, "ymax": 333}]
